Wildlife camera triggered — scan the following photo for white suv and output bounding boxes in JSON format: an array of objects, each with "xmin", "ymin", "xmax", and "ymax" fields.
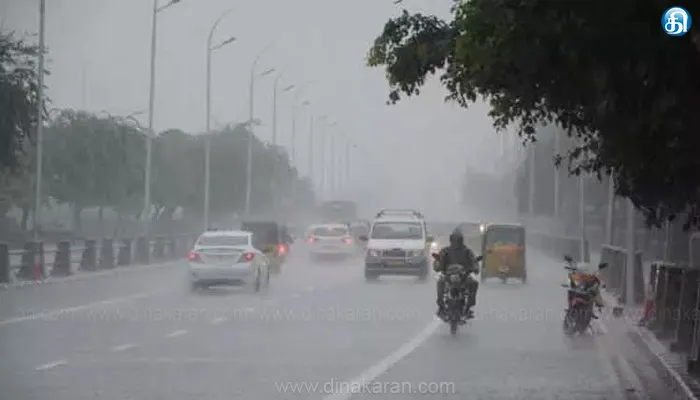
[{"xmin": 360, "ymin": 213, "xmax": 433, "ymax": 281}]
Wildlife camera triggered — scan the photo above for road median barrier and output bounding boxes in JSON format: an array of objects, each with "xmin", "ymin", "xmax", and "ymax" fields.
[{"xmin": 0, "ymin": 233, "xmax": 199, "ymax": 287}]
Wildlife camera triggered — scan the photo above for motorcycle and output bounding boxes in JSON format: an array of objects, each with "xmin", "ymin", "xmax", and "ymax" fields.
[
  {"xmin": 561, "ymin": 255, "xmax": 608, "ymax": 336},
  {"xmin": 431, "ymin": 253, "xmax": 483, "ymax": 335}
]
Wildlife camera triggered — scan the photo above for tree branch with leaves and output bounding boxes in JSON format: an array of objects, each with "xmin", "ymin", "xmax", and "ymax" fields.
[{"xmin": 368, "ymin": 0, "xmax": 700, "ymax": 228}]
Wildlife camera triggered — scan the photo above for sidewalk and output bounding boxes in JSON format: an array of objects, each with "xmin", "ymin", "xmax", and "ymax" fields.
[{"xmin": 600, "ymin": 289, "xmax": 700, "ymax": 400}]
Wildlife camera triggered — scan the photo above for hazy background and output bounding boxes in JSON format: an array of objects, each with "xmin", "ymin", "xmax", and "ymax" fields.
[{"xmin": 2, "ymin": 0, "xmax": 523, "ymax": 220}]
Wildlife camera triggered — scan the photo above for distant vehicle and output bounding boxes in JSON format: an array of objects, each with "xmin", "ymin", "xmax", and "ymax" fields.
[
  {"xmin": 359, "ymin": 212, "xmax": 432, "ymax": 281},
  {"xmin": 375, "ymin": 208, "xmax": 424, "ymax": 219},
  {"xmin": 240, "ymin": 220, "xmax": 293, "ymax": 274},
  {"xmin": 305, "ymin": 223, "xmax": 357, "ymax": 260},
  {"xmin": 318, "ymin": 200, "xmax": 358, "ymax": 223},
  {"xmin": 186, "ymin": 230, "xmax": 270, "ymax": 292}
]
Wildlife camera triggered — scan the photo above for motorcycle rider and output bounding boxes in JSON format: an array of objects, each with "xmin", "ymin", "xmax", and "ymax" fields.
[
  {"xmin": 435, "ymin": 228, "xmax": 479, "ymax": 318},
  {"xmin": 566, "ymin": 261, "xmax": 606, "ymax": 314}
]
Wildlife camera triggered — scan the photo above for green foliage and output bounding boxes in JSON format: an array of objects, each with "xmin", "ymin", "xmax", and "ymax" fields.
[
  {"xmin": 1, "ymin": 109, "xmax": 314, "ymax": 226},
  {"xmin": 0, "ymin": 31, "xmax": 48, "ymax": 172},
  {"xmin": 368, "ymin": 0, "xmax": 700, "ymax": 228}
]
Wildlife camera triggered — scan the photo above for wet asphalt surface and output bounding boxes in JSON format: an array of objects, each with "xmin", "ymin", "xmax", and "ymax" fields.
[{"xmin": 0, "ymin": 243, "xmax": 677, "ymax": 399}]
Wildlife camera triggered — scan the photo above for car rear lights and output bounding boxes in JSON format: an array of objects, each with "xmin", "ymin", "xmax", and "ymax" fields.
[
  {"xmin": 306, "ymin": 237, "xmax": 316, "ymax": 244},
  {"xmin": 186, "ymin": 251, "xmax": 202, "ymax": 262},
  {"xmin": 342, "ymin": 237, "xmax": 352, "ymax": 244},
  {"xmin": 239, "ymin": 252, "xmax": 255, "ymax": 262},
  {"xmin": 278, "ymin": 244, "xmax": 288, "ymax": 255}
]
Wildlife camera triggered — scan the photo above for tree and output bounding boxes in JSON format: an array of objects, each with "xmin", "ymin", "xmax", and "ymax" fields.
[
  {"xmin": 152, "ymin": 128, "xmax": 202, "ymax": 221},
  {"xmin": 1, "ymin": 106, "xmax": 313, "ymax": 233},
  {"xmin": 0, "ymin": 31, "xmax": 46, "ymax": 172},
  {"xmin": 43, "ymin": 110, "xmax": 146, "ymax": 229},
  {"xmin": 367, "ymin": 0, "xmax": 700, "ymax": 228},
  {"xmin": 0, "ymin": 145, "xmax": 36, "ymax": 229}
]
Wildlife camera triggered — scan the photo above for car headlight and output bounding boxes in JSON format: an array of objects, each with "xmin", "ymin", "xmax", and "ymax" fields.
[
  {"xmin": 367, "ymin": 249, "xmax": 382, "ymax": 258},
  {"xmin": 408, "ymin": 250, "xmax": 426, "ymax": 259},
  {"xmin": 479, "ymin": 224, "xmax": 485, "ymax": 233},
  {"xmin": 430, "ymin": 241, "xmax": 439, "ymax": 250}
]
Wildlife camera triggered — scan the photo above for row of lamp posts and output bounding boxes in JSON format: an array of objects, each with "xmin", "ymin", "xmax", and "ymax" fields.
[{"xmin": 31, "ymin": 0, "xmax": 361, "ymax": 237}]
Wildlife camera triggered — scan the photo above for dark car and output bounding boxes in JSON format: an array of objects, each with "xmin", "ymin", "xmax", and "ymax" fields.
[{"xmin": 240, "ymin": 220, "xmax": 293, "ymax": 273}]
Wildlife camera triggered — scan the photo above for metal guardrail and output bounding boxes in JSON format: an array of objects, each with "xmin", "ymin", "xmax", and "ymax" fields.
[
  {"xmin": 526, "ymin": 230, "xmax": 590, "ymax": 263},
  {"xmin": 526, "ymin": 226, "xmax": 700, "ymax": 377},
  {"xmin": 0, "ymin": 234, "xmax": 199, "ymax": 285}
]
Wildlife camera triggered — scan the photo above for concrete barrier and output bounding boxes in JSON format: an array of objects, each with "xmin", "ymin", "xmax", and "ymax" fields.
[{"xmin": 1, "ymin": 233, "xmax": 198, "ymax": 286}]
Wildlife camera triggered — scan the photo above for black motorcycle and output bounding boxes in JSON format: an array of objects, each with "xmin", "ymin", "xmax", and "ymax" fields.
[{"xmin": 432, "ymin": 253, "xmax": 482, "ymax": 335}]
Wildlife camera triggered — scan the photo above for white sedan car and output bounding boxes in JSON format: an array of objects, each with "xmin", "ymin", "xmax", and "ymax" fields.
[
  {"xmin": 187, "ymin": 230, "xmax": 270, "ymax": 291},
  {"xmin": 305, "ymin": 223, "xmax": 357, "ymax": 259}
]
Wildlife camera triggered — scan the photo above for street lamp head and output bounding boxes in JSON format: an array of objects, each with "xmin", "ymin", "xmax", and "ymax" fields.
[
  {"xmin": 283, "ymin": 84, "xmax": 295, "ymax": 92},
  {"xmin": 212, "ymin": 36, "xmax": 236, "ymax": 50},
  {"xmin": 220, "ymin": 36, "xmax": 236, "ymax": 46},
  {"xmin": 157, "ymin": 0, "xmax": 182, "ymax": 13},
  {"xmin": 302, "ymin": 100, "xmax": 310, "ymax": 106},
  {"xmin": 260, "ymin": 68, "xmax": 275, "ymax": 77}
]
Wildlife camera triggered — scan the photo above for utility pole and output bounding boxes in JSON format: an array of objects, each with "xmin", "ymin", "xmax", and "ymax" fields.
[
  {"xmin": 329, "ymin": 134, "xmax": 335, "ymax": 198},
  {"xmin": 605, "ymin": 172, "xmax": 615, "ymax": 245},
  {"xmin": 33, "ymin": 0, "xmax": 46, "ymax": 236},
  {"xmin": 553, "ymin": 133, "xmax": 560, "ymax": 220},
  {"xmin": 579, "ymin": 175, "xmax": 586, "ymax": 261},
  {"xmin": 625, "ymin": 198, "xmax": 636, "ymax": 305},
  {"xmin": 308, "ymin": 114, "xmax": 314, "ymax": 192},
  {"xmin": 528, "ymin": 146, "xmax": 535, "ymax": 215}
]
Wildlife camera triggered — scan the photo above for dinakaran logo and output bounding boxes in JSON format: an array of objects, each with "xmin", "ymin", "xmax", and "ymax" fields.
[{"xmin": 662, "ymin": 7, "xmax": 692, "ymax": 37}]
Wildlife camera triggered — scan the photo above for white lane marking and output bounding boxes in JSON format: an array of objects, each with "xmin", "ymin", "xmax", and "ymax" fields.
[
  {"xmin": 291, "ymin": 293, "xmax": 300, "ymax": 298},
  {"xmin": 210, "ymin": 317, "xmax": 227, "ymax": 325},
  {"xmin": 0, "ymin": 289, "xmax": 169, "ymax": 327},
  {"xmin": 111, "ymin": 343, "xmax": 137, "ymax": 352},
  {"xmin": 323, "ymin": 318, "xmax": 440, "ymax": 400},
  {"xmin": 244, "ymin": 306, "xmax": 256, "ymax": 313},
  {"xmin": 165, "ymin": 329, "xmax": 187, "ymax": 338},
  {"xmin": 34, "ymin": 360, "xmax": 67, "ymax": 371}
]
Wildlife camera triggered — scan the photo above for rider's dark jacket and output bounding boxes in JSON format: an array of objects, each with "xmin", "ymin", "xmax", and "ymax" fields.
[{"xmin": 435, "ymin": 244, "xmax": 478, "ymax": 274}]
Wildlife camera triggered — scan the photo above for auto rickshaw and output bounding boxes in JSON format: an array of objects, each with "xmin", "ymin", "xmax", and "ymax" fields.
[
  {"xmin": 241, "ymin": 220, "xmax": 293, "ymax": 274},
  {"xmin": 480, "ymin": 223, "xmax": 526, "ymax": 283}
]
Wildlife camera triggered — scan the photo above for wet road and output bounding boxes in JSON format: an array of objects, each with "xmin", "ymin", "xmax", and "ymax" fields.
[{"xmin": 0, "ymin": 244, "xmax": 671, "ymax": 399}]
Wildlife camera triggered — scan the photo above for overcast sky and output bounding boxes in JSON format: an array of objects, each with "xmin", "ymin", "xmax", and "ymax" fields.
[{"xmin": 4, "ymin": 0, "xmax": 524, "ymax": 217}]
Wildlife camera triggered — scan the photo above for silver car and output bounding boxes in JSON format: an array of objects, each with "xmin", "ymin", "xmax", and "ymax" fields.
[
  {"xmin": 305, "ymin": 223, "xmax": 357, "ymax": 259},
  {"xmin": 187, "ymin": 230, "xmax": 270, "ymax": 291}
]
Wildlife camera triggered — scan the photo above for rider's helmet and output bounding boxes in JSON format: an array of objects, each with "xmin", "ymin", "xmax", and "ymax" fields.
[{"xmin": 449, "ymin": 228, "xmax": 464, "ymax": 247}]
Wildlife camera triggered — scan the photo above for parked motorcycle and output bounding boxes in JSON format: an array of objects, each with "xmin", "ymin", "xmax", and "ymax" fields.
[
  {"xmin": 431, "ymin": 253, "xmax": 483, "ymax": 335},
  {"xmin": 561, "ymin": 255, "xmax": 608, "ymax": 335}
]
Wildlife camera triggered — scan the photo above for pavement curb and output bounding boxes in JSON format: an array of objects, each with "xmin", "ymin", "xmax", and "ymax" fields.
[
  {"xmin": 598, "ymin": 288, "xmax": 698, "ymax": 399},
  {"xmin": 627, "ymin": 325, "xmax": 698, "ymax": 400},
  {"xmin": 0, "ymin": 260, "xmax": 181, "ymax": 291}
]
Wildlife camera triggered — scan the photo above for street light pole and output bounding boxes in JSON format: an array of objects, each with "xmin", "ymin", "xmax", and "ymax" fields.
[
  {"xmin": 605, "ymin": 171, "xmax": 615, "ymax": 245},
  {"xmin": 290, "ymin": 82, "xmax": 312, "ymax": 165},
  {"xmin": 245, "ymin": 45, "xmax": 273, "ymax": 215},
  {"xmin": 553, "ymin": 133, "xmax": 560, "ymax": 221},
  {"xmin": 625, "ymin": 198, "xmax": 636, "ymax": 306},
  {"xmin": 33, "ymin": 0, "xmax": 46, "ymax": 236},
  {"xmin": 146, "ymin": 0, "xmax": 181, "ymax": 234},
  {"xmin": 308, "ymin": 113, "xmax": 314, "ymax": 191},
  {"xmin": 329, "ymin": 133, "xmax": 335, "ymax": 198},
  {"xmin": 346, "ymin": 142, "xmax": 352, "ymax": 194},
  {"xmin": 204, "ymin": 9, "xmax": 236, "ymax": 231}
]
